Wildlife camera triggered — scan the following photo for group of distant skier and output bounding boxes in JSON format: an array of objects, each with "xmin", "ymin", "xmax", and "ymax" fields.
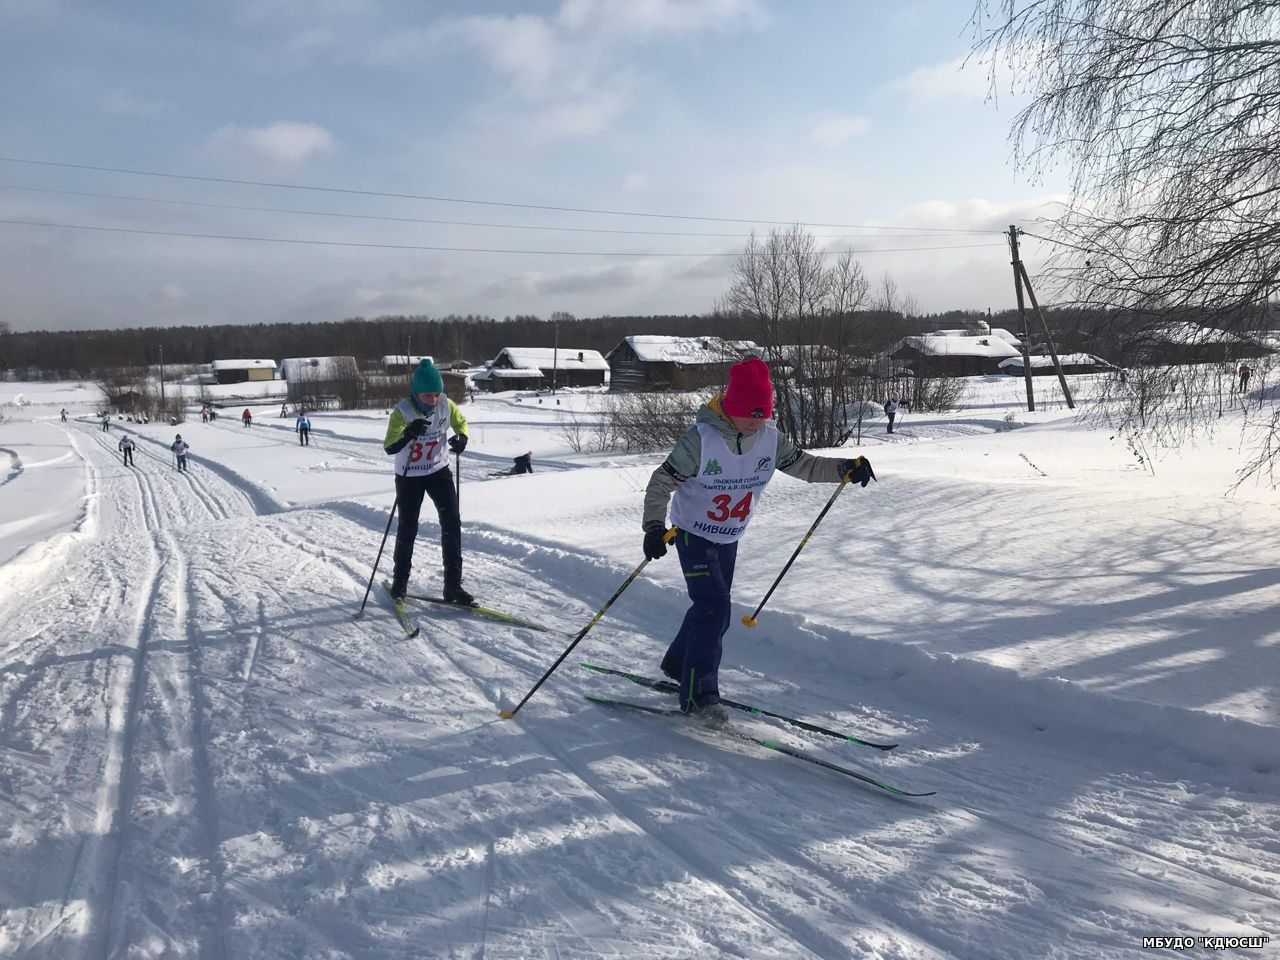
[{"xmin": 100, "ymin": 400, "xmax": 316, "ymax": 472}]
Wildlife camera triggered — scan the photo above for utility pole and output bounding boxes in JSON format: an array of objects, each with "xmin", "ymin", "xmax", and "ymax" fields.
[
  {"xmin": 1009, "ymin": 224, "xmax": 1036, "ymax": 412},
  {"xmin": 1016, "ymin": 260, "xmax": 1075, "ymax": 409},
  {"xmin": 551, "ymin": 316, "xmax": 559, "ymax": 394}
]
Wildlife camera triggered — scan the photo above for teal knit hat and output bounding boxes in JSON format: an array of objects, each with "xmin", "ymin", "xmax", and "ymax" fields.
[{"xmin": 411, "ymin": 358, "xmax": 444, "ymax": 394}]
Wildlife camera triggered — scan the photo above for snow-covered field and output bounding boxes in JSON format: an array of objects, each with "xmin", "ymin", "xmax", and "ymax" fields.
[{"xmin": 0, "ymin": 375, "xmax": 1276, "ymax": 959}]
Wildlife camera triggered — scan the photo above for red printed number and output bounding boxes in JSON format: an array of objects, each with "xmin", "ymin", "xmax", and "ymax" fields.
[
  {"xmin": 707, "ymin": 491, "xmax": 753, "ymax": 523},
  {"xmin": 407, "ymin": 439, "xmax": 439, "ymax": 463}
]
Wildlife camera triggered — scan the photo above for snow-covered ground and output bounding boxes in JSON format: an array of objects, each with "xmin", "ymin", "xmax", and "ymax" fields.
[{"xmin": 0, "ymin": 375, "xmax": 1276, "ymax": 959}]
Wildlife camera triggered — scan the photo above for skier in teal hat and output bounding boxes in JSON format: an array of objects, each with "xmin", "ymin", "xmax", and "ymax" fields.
[{"xmin": 383, "ymin": 359, "xmax": 473, "ymax": 604}]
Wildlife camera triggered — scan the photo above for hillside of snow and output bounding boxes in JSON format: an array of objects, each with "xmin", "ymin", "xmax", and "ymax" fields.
[{"xmin": 0, "ymin": 375, "xmax": 1276, "ymax": 959}]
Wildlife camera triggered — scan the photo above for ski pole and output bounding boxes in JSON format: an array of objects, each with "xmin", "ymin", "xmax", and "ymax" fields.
[
  {"xmin": 741, "ymin": 471, "xmax": 863, "ymax": 628},
  {"xmin": 355, "ymin": 496, "xmax": 398, "ymax": 617},
  {"xmin": 455, "ymin": 450, "xmax": 461, "ymax": 507},
  {"xmin": 499, "ymin": 527, "xmax": 677, "ymax": 719}
]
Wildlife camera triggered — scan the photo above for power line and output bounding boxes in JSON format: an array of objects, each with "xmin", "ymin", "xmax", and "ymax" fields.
[
  {"xmin": 0, "ymin": 216, "xmax": 1007, "ymax": 256},
  {"xmin": 0, "ymin": 155, "xmax": 1010, "ymax": 233},
  {"xmin": 0, "ymin": 182, "xmax": 993, "ymax": 241}
]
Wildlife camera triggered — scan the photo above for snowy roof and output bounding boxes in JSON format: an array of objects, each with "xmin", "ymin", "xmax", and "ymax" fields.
[
  {"xmin": 931, "ymin": 327, "xmax": 1022, "ymax": 347},
  {"xmin": 472, "ymin": 367, "xmax": 544, "ymax": 380},
  {"xmin": 494, "ymin": 347, "xmax": 609, "ymax": 371},
  {"xmin": 894, "ymin": 335, "xmax": 1021, "ymax": 359},
  {"xmin": 279, "ymin": 357, "xmax": 355, "ymax": 379},
  {"xmin": 380, "ymin": 355, "xmax": 434, "ymax": 366},
  {"xmin": 211, "ymin": 359, "xmax": 277, "ymax": 371},
  {"xmin": 998, "ymin": 353, "xmax": 1113, "ymax": 369},
  {"xmin": 1140, "ymin": 322, "xmax": 1245, "ymax": 345},
  {"xmin": 610, "ymin": 335, "xmax": 760, "ymax": 365}
]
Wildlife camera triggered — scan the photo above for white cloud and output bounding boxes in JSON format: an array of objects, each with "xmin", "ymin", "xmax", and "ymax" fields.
[
  {"xmin": 440, "ymin": 14, "xmax": 560, "ymax": 91},
  {"xmin": 809, "ymin": 114, "xmax": 871, "ymax": 148},
  {"xmin": 888, "ymin": 53, "xmax": 992, "ymax": 103},
  {"xmin": 206, "ymin": 121, "xmax": 335, "ymax": 164},
  {"xmin": 556, "ymin": 0, "xmax": 770, "ymax": 37},
  {"xmin": 530, "ymin": 89, "xmax": 628, "ymax": 140},
  {"xmin": 896, "ymin": 195, "xmax": 1069, "ymax": 232}
]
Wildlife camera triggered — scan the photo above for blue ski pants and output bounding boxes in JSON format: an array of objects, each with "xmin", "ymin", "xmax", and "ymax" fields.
[{"xmin": 661, "ymin": 530, "xmax": 738, "ymax": 712}]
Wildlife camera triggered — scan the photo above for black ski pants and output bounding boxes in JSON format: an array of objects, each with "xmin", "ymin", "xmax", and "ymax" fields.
[
  {"xmin": 122, "ymin": 448, "xmax": 134, "ymax": 466},
  {"xmin": 393, "ymin": 467, "xmax": 462, "ymax": 592}
]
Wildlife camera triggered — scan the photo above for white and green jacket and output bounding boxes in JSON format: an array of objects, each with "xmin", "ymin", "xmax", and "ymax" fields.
[
  {"xmin": 384, "ymin": 396, "xmax": 469, "ymax": 478},
  {"xmin": 643, "ymin": 394, "xmax": 847, "ymax": 531}
]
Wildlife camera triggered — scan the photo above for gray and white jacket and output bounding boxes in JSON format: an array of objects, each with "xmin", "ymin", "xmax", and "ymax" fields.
[{"xmin": 642, "ymin": 395, "xmax": 848, "ymax": 530}]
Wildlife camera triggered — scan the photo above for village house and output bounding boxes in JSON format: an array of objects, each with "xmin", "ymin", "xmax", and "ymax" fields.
[
  {"xmin": 380, "ymin": 355, "xmax": 434, "ymax": 376},
  {"xmin": 279, "ymin": 356, "xmax": 362, "ymax": 405},
  {"xmin": 473, "ymin": 347, "xmax": 608, "ymax": 393},
  {"xmin": 888, "ymin": 322, "xmax": 1022, "ymax": 377},
  {"xmin": 998, "ymin": 353, "xmax": 1116, "ymax": 376},
  {"xmin": 210, "ymin": 359, "xmax": 277, "ymax": 384},
  {"xmin": 605, "ymin": 335, "xmax": 759, "ymax": 392}
]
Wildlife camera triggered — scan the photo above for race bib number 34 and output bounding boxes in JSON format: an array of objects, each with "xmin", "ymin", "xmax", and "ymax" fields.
[{"xmin": 707, "ymin": 491, "xmax": 753, "ymax": 523}]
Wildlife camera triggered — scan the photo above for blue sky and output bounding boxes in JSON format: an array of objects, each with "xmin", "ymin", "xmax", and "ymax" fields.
[{"xmin": 0, "ymin": 0, "xmax": 1065, "ymax": 332}]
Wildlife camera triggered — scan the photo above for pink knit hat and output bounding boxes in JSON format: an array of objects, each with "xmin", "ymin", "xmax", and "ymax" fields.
[{"xmin": 721, "ymin": 357, "xmax": 774, "ymax": 418}]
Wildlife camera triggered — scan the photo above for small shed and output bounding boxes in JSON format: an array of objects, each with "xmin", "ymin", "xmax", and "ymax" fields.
[
  {"xmin": 472, "ymin": 366, "xmax": 545, "ymax": 393},
  {"xmin": 889, "ymin": 334, "xmax": 1021, "ymax": 377},
  {"xmin": 606, "ymin": 336, "xmax": 759, "ymax": 392},
  {"xmin": 380, "ymin": 355, "xmax": 434, "ymax": 376},
  {"xmin": 484, "ymin": 347, "xmax": 608, "ymax": 389},
  {"xmin": 211, "ymin": 359, "xmax": 277, "ymax": 384}
]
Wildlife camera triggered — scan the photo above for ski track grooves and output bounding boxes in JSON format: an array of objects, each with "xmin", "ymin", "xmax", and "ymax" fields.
[
  {"xmin": 68, "ymin": 424, "xmax": 235, "ymax": 958},
  {"xmin": 411, "ymin": 610, "xmax": 929, "ymax": 959},
  {"xmin": 87, "ymin": 455, "xmax": 167, "ymax": 960}
]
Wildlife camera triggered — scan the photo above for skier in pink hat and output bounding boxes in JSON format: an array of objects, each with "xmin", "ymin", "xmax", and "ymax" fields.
[{"xmin": 640, "ymin": 356, "xmax": 875, "ymax": 720}]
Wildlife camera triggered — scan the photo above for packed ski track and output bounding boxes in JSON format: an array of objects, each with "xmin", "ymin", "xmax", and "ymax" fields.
[{"xmin": 1, "ymin": 383, "xmax": 1278, "ymax": 958}]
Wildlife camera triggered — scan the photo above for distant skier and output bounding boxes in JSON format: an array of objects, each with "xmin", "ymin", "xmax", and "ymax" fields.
[
  {"xmin": 171, "ymin": 434, "xmax": 190, "ymax": 472},
  {"xmin": 60, "ymin": 408, "xmax": 67, "ymax": 423},
  {"xmin": 884, "ymin": 391, "xmax": 905, "ymax": 434},
  {"xmin": 280, "ymin": 402, "xmax": 288, "ymax": 418},
  {"xmin": 200, "ymin": 404, "xmax": 209, "ymax": 423},
  {"xmin": 383, "ymin": 358, "xmax": 473, "ymax": 605},
  {"xmin": 512, "ymin": 451, "xmax": 533, "ymax": 474},
  {"xmin": 1239, "ymin": 361, "xmax": 1252, "ymax": 394},
  {"xmin": 296, "ymin": 411, "xmax": 311, "ymax": 446},
  {"xmin": 100, "ymin": 414, "xmax": 111, "ymax": 432},
  {"xmin": 241, "ymin": 408, "xmax": 252, "ymax": 428},
  {"xmin": 641, "ymin": 356, "xmax": 875, "ymax": 720},
  {"xmin": 118, "ymin": 435, "xmax": 135, "ymax": 466}
]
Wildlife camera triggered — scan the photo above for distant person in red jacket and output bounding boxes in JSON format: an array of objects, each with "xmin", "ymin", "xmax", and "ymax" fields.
[{"xmin": 242, "ymin": 408, "xmax": 252, "ymax": 428}]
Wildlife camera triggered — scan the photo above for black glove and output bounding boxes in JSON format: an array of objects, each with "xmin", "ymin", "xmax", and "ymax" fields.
[
  {"xmin": 838, "ymin": 456, "xmax": 876, "ymax": 487},
  {"xmin": 448, "ymin": 434, "xmax": 468, "ymax": 454},
  {"xmin": 643, "ymin": 524, "xmax": 669, "ymax": 561},
  {"xmin": 405, "ymin": 418, "xmax": 428, "ymax": 439}
]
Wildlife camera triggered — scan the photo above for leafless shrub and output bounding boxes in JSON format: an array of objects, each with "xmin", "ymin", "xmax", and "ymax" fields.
[
  {"xmin": 722, "ymin": 225, "xmax": 872, "ymax": 448},
  {"xmin": 598, "ymin": 391, "xmax": 711, "ymax": 453}
]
